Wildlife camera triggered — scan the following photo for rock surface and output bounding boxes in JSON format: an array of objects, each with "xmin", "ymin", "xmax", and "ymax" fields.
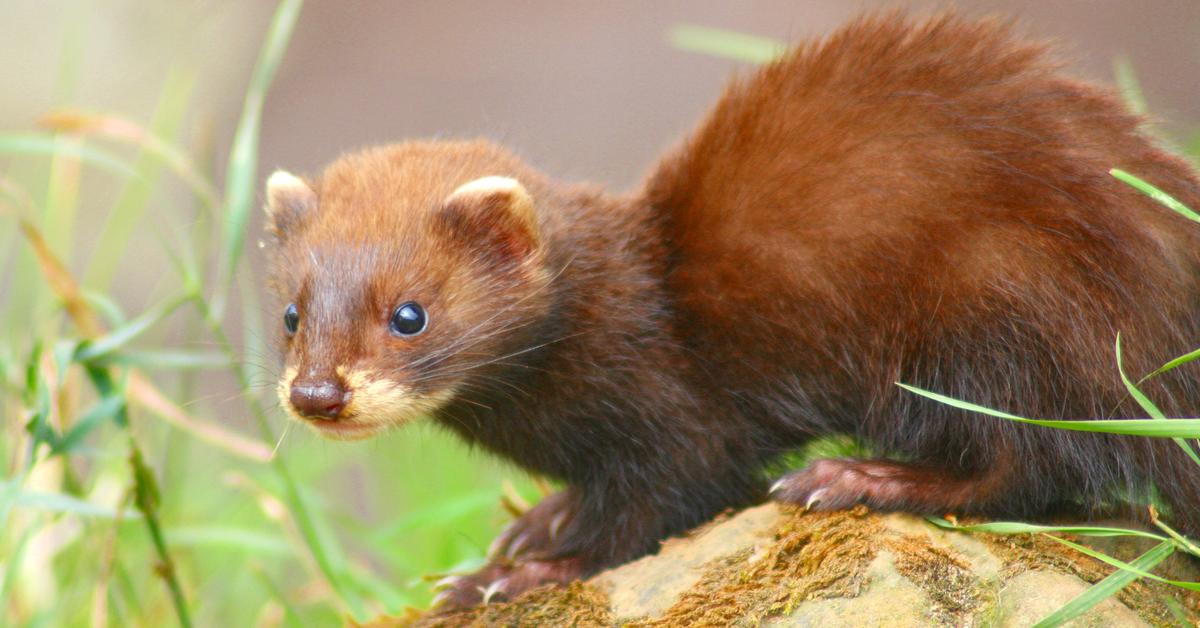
[{"xmin": 387, "ymin": 504, "xmax": 1200, "ymax": 627}]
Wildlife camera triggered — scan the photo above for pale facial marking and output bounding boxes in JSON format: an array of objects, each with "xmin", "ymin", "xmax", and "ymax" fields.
[
  {"xmin": 277, "ymin": 366, "xmax": 456, "ymax": 441},
  {"xmin": 276, "ymin": 366, "xmax": 300, "ymax": 421}
]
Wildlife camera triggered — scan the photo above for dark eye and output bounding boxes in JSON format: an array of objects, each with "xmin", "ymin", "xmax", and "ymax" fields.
[
  {"xmin": 389, "ymin": 302, "xmax": 427, "ymax": 336},
  {"xmin": 283, "ymin": 303, "xmax": 299, "ymax": 336}
]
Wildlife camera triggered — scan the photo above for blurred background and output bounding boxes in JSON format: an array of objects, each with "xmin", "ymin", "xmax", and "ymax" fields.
[{"xmin": 2, "ymin": 0, "xmax": 1198, "ymax": 625}]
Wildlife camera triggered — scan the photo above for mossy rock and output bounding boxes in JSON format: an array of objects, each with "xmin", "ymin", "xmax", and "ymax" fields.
[{"xmin": 371, "ymin": 504, "xmax": 1200, "ymax": 627}]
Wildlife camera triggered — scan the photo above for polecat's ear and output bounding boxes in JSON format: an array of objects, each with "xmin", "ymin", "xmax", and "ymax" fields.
[
  {"xmin": 265, "ymin": 170, "xmax": 317, "ymax": 236},
  {"xmin": 436, "ymin": 176, "xmax": 541, "ymax": 263}
]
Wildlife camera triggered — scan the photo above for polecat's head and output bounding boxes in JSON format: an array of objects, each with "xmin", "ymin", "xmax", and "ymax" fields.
[{"xmin": 264, "ymin": 141, "xmax": 554, "ymax": 440}]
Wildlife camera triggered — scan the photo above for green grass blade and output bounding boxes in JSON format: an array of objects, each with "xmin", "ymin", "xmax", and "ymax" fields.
[
  {"xmin": 371, "ymin": 490, "xmax": 497, "ymax": 543},
  {"xmin": 237, "ymin": 253, "xmax": 270, "ymax": 397},
  {"xmin": 85, "ymin": 68, "xmax": 197, "ymax": 289},
  {"xmin": 927, "ymin": 517, "xmax": 1170, "ymax": 542},
  {"xmin": 1112, "ymin": 55, "xmax": 1148, "ymax": 116},
  {"xmin": 1186, "ymin": 130, "xmax": 1200, "ymax": 164},
  {"xmin": 82, "ymin": 289, "xmax": 129, "ymax": 327},
  {"xmin": 82, "ymin": 362, "xmax": 130, "ymax": 429},
  {"xmin": 1140, "ymin": 345, "xmax": 1200, "ymax": 383},
  {"xmin": 1164, "ymin": 597, "xmax": 1192, "ymax": 626},
  {"xmin": 0, "ymin": 133, "xmax": 137, "ymax": 178},
  {"xmin": 897, "ymin": 383, "xmax": 1027, "ymax": 420},
  {"xmin": 41, "ymin": 109, "xmax": 221, "ymax": 216},
  {"xmin": 0, "ymin": 523, "xmax": 38, "ymax": 617},
  {"xmin": 346, "ymin": 567, "xmax": 413, "ymax": 614},
  {"xmin": 52, "ymin": 0, "xmax": 87, "ymax": 103},
  {"xmin": 43, "ymin": 137, "xmax": 83, "ymax": 265},
  {"xmin": 1115, "ymin": 334, "xmax": 1200, "ymax": 466},
  {"xmin": 213, "ymin": 0, "xmax": 304, "ymax": 318},
  {"xmin": 1111, "ymin": 168, "xmax": 1200, "ymax": 224},
  {"xmin": 53, "ymin": 387, "xmax": 127, "ymax": 455},
  {"xmin": 1044, "ymin": 535, "xmax": 1200, "ymax": 592},
  {"xmin": 130, "ymin": 443, "xmax": 193, "ymax": 627},
  {"xmin": 1115, "ymin": 334, "xmax": 1165, "ymax": 422},
  {"xmin": 897, "ymin": 383, "xmax": 1200, "ymax": 437},
  {"xmin": 1033, "ymin": 540, "xmax": 1174, "ymax": 628},
  {"xmin": 96, "ymin": 350, "xmax": 230, "ymax": 371},
  {"xmin": 0, "ymin": 481, "xmax": 140, "ymax": 519},
  {"xmin": 74, "ymin": 293, "xmax": 191, "ymax": 362},
  {"xmin": 32, "ymin": 0, "xmax": 88, "ymax": 301},
  {"xmin": 164, "ymin": 526, "xmax": 292, "ymax": 555},
  {"xmin": 1151, "ymin": 517, "xmax": 1200, "ymax": 558},
  {"xmin": 0, "ymin": 469, "xmax": 30, "ymax": 534},
  {"xmin": 193, "ymin": 219, "xmax": 369, "ymax": 616},
  {"xmin": 252, "ymin": 566, "xmax": 307, "ymax": 628},
  {"xmin": 668, "ymin": 24, "xmax": 786, "ymax": 64}
]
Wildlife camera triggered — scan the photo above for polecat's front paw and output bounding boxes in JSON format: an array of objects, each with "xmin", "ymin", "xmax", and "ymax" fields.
[
  {"xmin": 431, "ymin": 556, "xmax": 584, "ymax": 610},
  {"xmin": 488, "ymin": 490, "xmax": 577, "ymax": 561}
]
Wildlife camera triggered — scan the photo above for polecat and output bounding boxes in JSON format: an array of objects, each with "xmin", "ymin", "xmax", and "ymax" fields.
[{"xmin": 265, "ymin": 12, "xmax": 1200, "ymax": 608}]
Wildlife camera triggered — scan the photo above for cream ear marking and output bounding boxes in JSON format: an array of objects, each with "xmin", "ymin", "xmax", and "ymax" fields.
[
  {"xmin": 447, "ymin": 175, "xmax": 538, "ymax": 235},
  {"xmin": 265, "ymin": 169, "xmax": 317, "ymax": 229}
]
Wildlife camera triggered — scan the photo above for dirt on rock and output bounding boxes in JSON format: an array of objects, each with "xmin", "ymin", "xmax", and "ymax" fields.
[
  {"xmin": 373, "ymin": 504, "xmax": 1200, "ymax": 627},
  {"xmin": 629, "ymin": 506, "xmax": 881, "ymax": 626}
]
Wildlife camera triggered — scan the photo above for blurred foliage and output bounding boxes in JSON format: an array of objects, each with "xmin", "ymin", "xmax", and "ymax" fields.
[
  {"xmin": 0, "ymin": 1, "xmax": 541, "ymax": 625},
  {"xmin": 2, "ymin": 7, "xmax": 1199, "ymax": 628}
]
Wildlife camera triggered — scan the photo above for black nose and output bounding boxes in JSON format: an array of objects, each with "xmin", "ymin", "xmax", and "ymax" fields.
[{"xmin": 290, "ymin": 379, "xmax": 350, "ymax": 420}]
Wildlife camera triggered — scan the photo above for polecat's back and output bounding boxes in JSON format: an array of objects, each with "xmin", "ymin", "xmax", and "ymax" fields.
[{"xmin": 646, "ymin": 13, "xmax": 1200, "ymax": 424}]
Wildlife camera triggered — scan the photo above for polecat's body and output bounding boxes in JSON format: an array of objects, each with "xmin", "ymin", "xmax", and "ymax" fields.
[{"xmin": 266, "ymin": 13, "xmax": 1200, "ymax": 606}]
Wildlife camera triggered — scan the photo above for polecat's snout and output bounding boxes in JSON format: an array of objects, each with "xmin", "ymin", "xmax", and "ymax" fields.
[
  {"xmin": 288, "ymin": 376, "xmax": 350, "ymax": 420},
  {"xmin": 276, "ymin": 364, "xmax": 460, "ymax": 441}
]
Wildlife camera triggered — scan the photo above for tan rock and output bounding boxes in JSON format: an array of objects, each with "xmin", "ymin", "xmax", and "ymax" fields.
[{"xmin": 396, "ymin": 504, "xmax": 1200, "ymax": 627}]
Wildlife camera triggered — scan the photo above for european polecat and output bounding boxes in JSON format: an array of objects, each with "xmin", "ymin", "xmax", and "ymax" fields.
[{"xmin": 265, "ymin": 13, "xmax": 1200, "ymax": 608}]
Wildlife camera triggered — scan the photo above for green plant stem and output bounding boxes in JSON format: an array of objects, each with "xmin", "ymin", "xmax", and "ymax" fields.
[
  {"xmin": 130, "ymin": 441, "xmax": 192, "ymax": 628},
  {"xmin": 191, "ymin": 295, "xmax": 366, "ymax": 618},
  {"xmin": 1151, "ymin": 516, "xmax": 1200, "ymax": 558},
  {"xmin": 1032, "ymin": 540, "xmax": 1174, "ymax": 628},
  {"xmin": 213, "ymin": 0, "xmax": 304, "ymax": 320}
]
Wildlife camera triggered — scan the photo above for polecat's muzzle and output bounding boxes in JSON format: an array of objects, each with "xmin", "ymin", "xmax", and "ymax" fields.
[{"xmin": 289, "ymin": 377, "xmax": 350, "ymax": 420}]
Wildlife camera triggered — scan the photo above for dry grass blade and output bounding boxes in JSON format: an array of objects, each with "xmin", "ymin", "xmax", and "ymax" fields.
[
  {"xmin": 39, "ymin": 110, "xmax": 220, "ymax": 213},
  {"xmin": 10, "ymin": 212, "xmax": 273, "ymax": 462},
  {"xmin": 17, "ymin": 215, "xmax": 104, "ymax": 337},
  {"xmin": 500, "ymin": 479, "xmax": 530, "ymax": 518},
  {"xmin": 126, "ymin": 373, "xmax": 272, "ymax": 462}
]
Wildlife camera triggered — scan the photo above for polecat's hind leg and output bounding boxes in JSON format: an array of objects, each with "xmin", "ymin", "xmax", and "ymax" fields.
[{"xmin": 770, "ymin": 457, "xmax": 1011, "ymax": 514}]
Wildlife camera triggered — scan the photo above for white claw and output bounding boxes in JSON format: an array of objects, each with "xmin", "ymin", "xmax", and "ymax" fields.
[
  {"xmin": 480, "ymin": 578, "xmax": 508, "ymax": 605},
  {"xmin": 804, "ymin": 488, "xmax": 828, "ymax": 511},
  {"xmin": 433, "ymin": 575, "xmax": 463, "ymax": 591},
  {"xmin": 431, "ymin": 590, "xmax": 452, "ymax": 608},
  {"xmin": 488, "ymin": 536, "xmax": 505, "ymax": 559},
  {"xmin": 549, "ymin": 510, "xmax": 569, "ymax": 540},
  {"xmin": 505, "ymin": 532, "xmax": 530, "ymax": 560},
  {"xmin": 769, "ymin": 478, "xmax": 787, "ymax": 495},
  {"xmin": 488, "ymin": 525, "xmax": 515, "ymax": 559}
]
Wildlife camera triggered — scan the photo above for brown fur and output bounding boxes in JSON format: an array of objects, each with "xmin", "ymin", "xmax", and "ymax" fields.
[{"xmin": 266, "ymin": 13, "xmax": 1200, "ymax": 608}]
